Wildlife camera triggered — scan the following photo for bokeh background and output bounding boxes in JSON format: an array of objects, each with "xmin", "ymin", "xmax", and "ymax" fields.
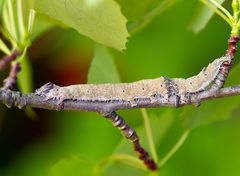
[{"xmin": 1, "ymin": 0, "xmax": 240, "ymax": 175}]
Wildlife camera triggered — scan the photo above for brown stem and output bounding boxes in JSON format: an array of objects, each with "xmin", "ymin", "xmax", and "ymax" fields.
[
  {"xmin": 104, "ymin": 111, "xmax": 157, "ymax": 171},
  {"xmin": 133, "ymin": 140, "xmax": 157, "ymax": 171},
  {"xmin": 216, "ymin": 35, "xmax": 240, "ymax": 87},
  {"xmin": 3, "ymin": 62, "xmax": 21, "ymax": 90},
  {"xmin": 0, "ymin": 50, "xmax": 21, "ymax": 70},
  {"xmin": 226, "ymin": 35, "xmax": 240, "ymax": 58}
]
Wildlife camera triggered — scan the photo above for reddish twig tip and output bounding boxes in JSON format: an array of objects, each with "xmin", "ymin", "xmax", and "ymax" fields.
[
  {"xmin": 134, "ymin": 140, "xmax": 158, "ymax": 171},
  {"xmin": 0, "ymin": 50, "xmax": 21, "ymax": 70},
  {"xmin": 3, "ymin": 62, "xmax": 21, "ymax": 90},
  {"xmin": 226, "ymin": 35, "xmax": 240, "ymax": 58}
]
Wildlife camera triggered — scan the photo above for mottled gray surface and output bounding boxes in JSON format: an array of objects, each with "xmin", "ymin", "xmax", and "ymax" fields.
[{"xmin": 35, "ymin": 56, "xmax": 230, "ymax": 111}]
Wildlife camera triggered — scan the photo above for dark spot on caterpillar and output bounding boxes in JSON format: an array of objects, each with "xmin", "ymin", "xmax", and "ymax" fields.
[
  {"xmin": 123, "ymin": 90, "xmax": 125, "ymax": 93},
  {"xmin": 142, "ymin": 87, "xmax": 145, "ymax": 90},
  {"xmin": 134, "ymin": 98, "xmax": 139, "ymax": 102},
  {"xmin": 153, "ymin": 94, "xmax": 157, "ymax": 98},
  {"xmin": 160, "ymin": 84, "xmax": 163, "ymax": 87},
  {"xmin": 190, "ymin": 82, "xmax": 192, "ymax": 85}
]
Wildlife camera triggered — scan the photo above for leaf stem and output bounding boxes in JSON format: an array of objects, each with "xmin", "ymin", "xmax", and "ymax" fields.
[
  {"xmin": 0, "ymin": 39, "xmax": 10, "ymax": 55},
  {"xmin": 158, "ymin": 129, "xmax": 190, "ymax": 167},
  {"xmin": 140, "ymin": 108, "xmax": 159, "ymax": 163},
  {"xmin": 17, "ymin": 9, "xmax": 35, "ymax": 63},
  {"xmin": 27, "ymin": 9, "xmax": 36, "ymax": 35},
  {"xmin": 129, "ymin": 0, "xmax": 179, "ymax": 34},
  {"xmin": 200, "ymin": 0, "xmax": 232, "ymax": 26},
  {"xmin": 231, "ymin": 0, "xmax": 240, "ymax": 35},
  {"xmin": 2, "ymin": 2, "xmax": 17, "ymax": 48},
  {"xmin": 6, "ymin": 0, "xmax": 18, "ymax": 42},
  {"xmin": 17, "ymin": 0, "xmax": 26, "ymax": 42},
  {"xmin": 93, "ymin": 154, "xmax": 146, "ymax": 176},
  {"xmin": 209, "ymin": 0, "xmax": 233, "ymax": 21},
  {"xmin": 17, "ymin": 45, "xmax": 28, "ymax": 63}
]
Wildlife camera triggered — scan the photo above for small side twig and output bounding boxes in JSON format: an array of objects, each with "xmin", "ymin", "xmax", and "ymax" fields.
[
  {"xmin": 0, "ymin": 50, "xmax": 20, "ymax": 70},
  {"xmin": 133, "ymin": 140, "xmax": 157, "ymax": 170},
  {"xmin": 0, "ymin": 50, "xmax": 21, "ymax": 90},
  {"xmin": 3, "ymin": 62, "xmax": 21, "ymax": 90}
]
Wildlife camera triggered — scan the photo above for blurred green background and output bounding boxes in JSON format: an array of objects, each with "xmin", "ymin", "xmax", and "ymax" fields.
[{"xmin": 1, "ymin": 0, "xmax": 240, "ymax": 175}]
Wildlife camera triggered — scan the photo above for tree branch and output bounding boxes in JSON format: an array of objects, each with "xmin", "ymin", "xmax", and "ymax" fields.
[
  {"xmin": 0, "ymin": 85, "xmax": 239, "ymax": 112},
  {"xmin": 198, "ymin": 85, "xmax": 240, "ymax": 100}
]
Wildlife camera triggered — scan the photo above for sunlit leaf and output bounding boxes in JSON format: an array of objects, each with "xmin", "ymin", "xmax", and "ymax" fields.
[
  {"xmin": 0, "ymin": 0, "xmax": 5, "ymax": 15},
  {"xmin": 33, "ymin": 0, "xmax": 129, "ymax": 51},
  {"xmin": 115, "ymin": 0, "xmax": 156, "ymax": 22},
  {"xmin": 17, "ymin": 55, "xmax": 37, "ymax": 119},
  {"xmin": 18, "ymin": 55, "xmax": 33, "ymax": 93},
  {"xmin": 188, "ymin": 0, "xmax": 225, "ymax": 33},
  {"xmin": 31, "ymin": 14, "xmax": 55, "ymax": 40},
  {"xmin": 116, "ymin": 0, "xmax": 180, "ymax": 34},
  {"xmin": 87, "ymin": 44, "xmax": 120, "ymax": 84}
]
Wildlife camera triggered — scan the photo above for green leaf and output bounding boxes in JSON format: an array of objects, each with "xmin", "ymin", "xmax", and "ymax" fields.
[
  {"xmin": 0, "ymin": 0, "xmax": 5, "ymax": 15},
  {"xmin": 18, "ymin": 55, "xmax": 37, "ymax": 119},
  {"xmin": 188, "ymin": 0, "xmax": 225, "ymax": 34},
  {"xmin": 31, "ymin": 14, "xmax": 55, "ymax": 40},
  {"xmin": 87, "ymin": 44, "xmax": 120, "ymax": 84},
  {"xmin": 116, "ymin": 0, "xmax": 180, "ymax": 34},
  {"xmin": 115, "ymin": 0, "xmax": 156, "ymax": 22},
  {"xmin": 18, "ymin": 55, "xmax": 33, "ymax": 93},
  {"xmin": 33, "ymin": 0, "xmax": 129, "ymax": 51},
  {"xmin": 21, "ymin": 0, "xmax": 55, "ymax": 40},
  {"xmin": 50, "ymin": 156, "xmax": 92, "ymax": 176}
]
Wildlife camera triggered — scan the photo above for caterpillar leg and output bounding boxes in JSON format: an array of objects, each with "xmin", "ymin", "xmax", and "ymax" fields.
[{"xmin": 104, "ymin": 111, "xmax": 157, "ymax": 171}]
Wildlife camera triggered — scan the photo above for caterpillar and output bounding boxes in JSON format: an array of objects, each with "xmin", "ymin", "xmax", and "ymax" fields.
[
  {"xmin": 35, "ymin": 55, "xmax": 232, "ymax": 171},
  {"xmin": 36, "ymin": 56, "xmax": 231, "ymax": 111}
]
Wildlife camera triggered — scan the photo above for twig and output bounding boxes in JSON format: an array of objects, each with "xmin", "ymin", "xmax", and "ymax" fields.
[
  {"xmin": 0, "ymin": 85, "xmax": 240, "ymax": 112},
  {"xmin": 0, "ymin": 50, "xmax": 20, "ymax": 70},
  {"xmin": 3, "ymin": 62, "xmax": 21, "ymax": 90},
  {"xmin": 0, "ymin": 50, "xmax": 21, "ymax": 90}
]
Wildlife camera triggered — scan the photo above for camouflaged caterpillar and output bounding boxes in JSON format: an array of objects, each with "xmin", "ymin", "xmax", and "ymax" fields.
[
  {"xmin": 35, "ymin": 56, "xmax": 231, "ymax": 171},
  {"xmin": 36, "ymin": 56, "xmax": 230, "ymax": 111}
]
